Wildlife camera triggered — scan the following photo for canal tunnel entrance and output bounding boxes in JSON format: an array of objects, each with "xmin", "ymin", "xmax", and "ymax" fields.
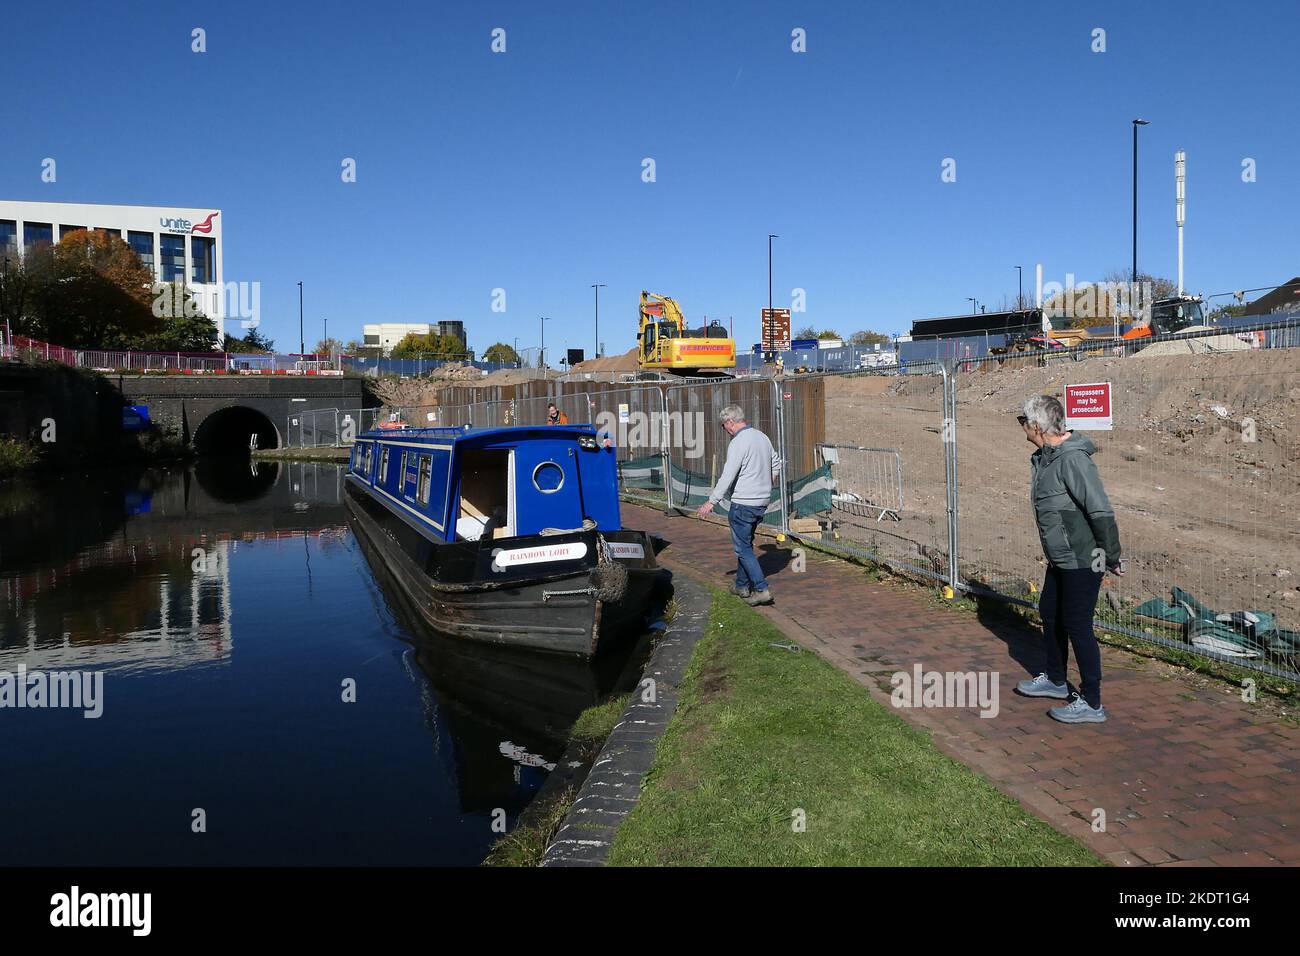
[{"xmin": 193, "ymin": 406, "xmax": 280, "ymax": 456}]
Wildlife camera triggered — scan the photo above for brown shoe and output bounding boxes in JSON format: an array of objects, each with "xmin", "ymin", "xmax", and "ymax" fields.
[{"xmin": 744, "ymin": 589, "xmax": 773, "ymax": 606}]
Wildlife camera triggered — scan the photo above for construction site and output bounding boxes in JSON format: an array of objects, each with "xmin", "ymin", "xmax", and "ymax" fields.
[{"xmin": 325, "ymin": 310, "xmax": 1300, "ymax": 683}]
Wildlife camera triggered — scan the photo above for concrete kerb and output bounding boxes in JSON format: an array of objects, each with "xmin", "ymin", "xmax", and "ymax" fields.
[{"xmin": 541, "ymin": 573, "xmax": 710, "ymax": 866}]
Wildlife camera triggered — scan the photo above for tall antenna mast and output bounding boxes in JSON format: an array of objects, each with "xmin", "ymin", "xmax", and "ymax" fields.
[{"xmin": 1175, "ymin": 149, "xmax": 1186, "ymax": 295}]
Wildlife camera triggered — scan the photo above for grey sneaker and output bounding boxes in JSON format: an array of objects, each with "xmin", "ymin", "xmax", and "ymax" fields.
[
  {"xmin": 728, "ymin": 583, "xmax": 751, "ymax": 598},
  {"xmin": 1049, "ymin": 695, "xmax": 1107, "ymax": 724},
  {"xmin": 1016, "ymin": 673, "xmax": 1070, "ymax": 699},
  {"xmin": 744, "ymin": 589, "xmax": 774, "ymax": 606}
]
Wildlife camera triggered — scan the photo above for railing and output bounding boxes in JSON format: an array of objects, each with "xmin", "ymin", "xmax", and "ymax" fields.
[{"xmin": 1, "ymin": 333, "xmax": 340, "ymax": 375}]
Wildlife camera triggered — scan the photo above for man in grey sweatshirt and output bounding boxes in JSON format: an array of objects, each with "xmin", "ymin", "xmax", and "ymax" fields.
[{"xmin": 697, "ymin": 404, "xmax": 781, "ymax": 605}]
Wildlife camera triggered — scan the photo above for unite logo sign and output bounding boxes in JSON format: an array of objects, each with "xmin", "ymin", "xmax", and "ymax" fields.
[{"xmin": 159, "ymin": 211, "xmax": 218, "ymax": 235}]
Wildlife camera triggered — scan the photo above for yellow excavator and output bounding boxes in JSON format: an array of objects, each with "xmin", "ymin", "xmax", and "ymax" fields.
[{"xmin": 637, "ymin": 291, "xmax": 736, "ymax": 375}]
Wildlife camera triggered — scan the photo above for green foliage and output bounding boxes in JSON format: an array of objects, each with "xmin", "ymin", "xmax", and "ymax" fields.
[
  {"xmin": 483, "ymin": 342, "xmax": 520, "ymax": 365},
  {"xmin": 849, "ymin": 330, "xmax": 892, "ymax": 346},
  {"xmin": 390, "ymin": 331, "xmax": 465, "ymax": 359},
  {"xmin": 0, "ymin": 436, "xmax": 41, "ymax": 478},
  {"xmin": 223, "ymin": 328, "xmax": 275, "ymax": 353}
]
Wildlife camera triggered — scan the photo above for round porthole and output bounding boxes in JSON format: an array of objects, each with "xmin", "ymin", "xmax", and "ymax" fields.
[{"xmin": 532, "ymin": 461, "xmax": 565, "ymax": 493}]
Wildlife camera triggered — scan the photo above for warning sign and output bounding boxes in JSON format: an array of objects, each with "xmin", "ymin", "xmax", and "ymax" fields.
[{"xmin": 1064, "ymin": 382, "xmax": 1112, "ymax": 431}]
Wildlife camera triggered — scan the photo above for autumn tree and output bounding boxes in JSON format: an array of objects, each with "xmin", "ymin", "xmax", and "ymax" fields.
[{"xmin": 14, "ymin": 229, "xmax": 159, "ymax": 348}]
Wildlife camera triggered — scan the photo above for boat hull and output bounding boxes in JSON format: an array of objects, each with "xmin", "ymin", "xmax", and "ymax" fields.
[{"xmin": 345, "ymin": 479, "xmax": 662, "ymax": 657}]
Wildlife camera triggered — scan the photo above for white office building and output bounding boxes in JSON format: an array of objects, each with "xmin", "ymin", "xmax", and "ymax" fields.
[
  {"xmin": 0, "ymin": 199, "xmax": 226, "ymax": 341},
  {"xmin": 363, "ymin": 320, "xmax": 467, "ymax": 355}
]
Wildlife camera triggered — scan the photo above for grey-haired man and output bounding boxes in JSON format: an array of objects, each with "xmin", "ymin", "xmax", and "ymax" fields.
[{"xmin": 696, "ymin": 404, "xmax": 781, "ymax": 605}]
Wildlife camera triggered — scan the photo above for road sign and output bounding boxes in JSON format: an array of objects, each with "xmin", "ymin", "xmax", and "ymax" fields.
[
  {"xmin": 1064, "ymin": 382, "xmax": 1112, "ymax": 430},
  {"xmin": 762, "ymin": 308, "xmax": 792, "ymax": 354}
]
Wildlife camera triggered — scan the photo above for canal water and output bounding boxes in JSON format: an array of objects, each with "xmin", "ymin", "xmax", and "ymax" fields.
[{"xmin": 0, "ymin": 460, "xmax": 641, "ymax": 866}]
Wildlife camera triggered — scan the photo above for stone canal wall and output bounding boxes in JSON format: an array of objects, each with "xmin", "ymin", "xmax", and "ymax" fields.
[{"xmin": 542, "ymin": 574, "xmax": 709, "ymax": 866}]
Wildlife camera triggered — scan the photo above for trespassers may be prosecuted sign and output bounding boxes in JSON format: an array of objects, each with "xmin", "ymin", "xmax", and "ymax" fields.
[{"xmin": 1064, "ymin": 382, "xmax": 1113, "ymax": 431}]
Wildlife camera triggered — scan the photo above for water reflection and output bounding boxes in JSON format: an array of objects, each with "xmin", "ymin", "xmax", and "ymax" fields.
[
  {"xmin": 0, "ymin": 460, "xmax": 345, "ymax": 674},
  {"xmin": 0, "ymin": 459, "xmax": 648, "ymax": 863}
]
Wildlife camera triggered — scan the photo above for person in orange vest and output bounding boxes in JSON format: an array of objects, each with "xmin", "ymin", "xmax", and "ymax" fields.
[{"xmin": 546, "ymin": 402, "xmax": 569, "ymax": 425}]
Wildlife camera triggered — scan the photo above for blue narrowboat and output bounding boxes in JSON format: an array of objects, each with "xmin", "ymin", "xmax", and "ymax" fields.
[{"xmin": 343, "ymin": 424, "xmax": 664, "ymax": 657}]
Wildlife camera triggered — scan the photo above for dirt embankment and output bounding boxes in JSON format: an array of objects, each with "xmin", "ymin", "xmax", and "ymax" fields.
[
  {"xmin": 369, "ymin": 366, "xmax": 560, "ymax": 408},
  {"xmin": 823, "ymin": 349, "xmax": 1300, "ymax": 628}
]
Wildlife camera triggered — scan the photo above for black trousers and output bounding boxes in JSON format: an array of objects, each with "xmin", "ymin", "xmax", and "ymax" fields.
[{"xmin": 1039, "ymin": 565, "xmax": 1104, "ymax": 708}]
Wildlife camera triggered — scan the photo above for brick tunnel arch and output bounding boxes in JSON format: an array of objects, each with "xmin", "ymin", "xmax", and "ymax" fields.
[{"xmin": 192, "ymin": 405, "xmax": 281, "ymax": 455}]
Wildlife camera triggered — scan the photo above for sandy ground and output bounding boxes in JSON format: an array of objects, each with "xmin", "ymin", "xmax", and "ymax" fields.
[{"xmin": 823, "ymin": 348, "xmax": 1300, "ymax": 633}]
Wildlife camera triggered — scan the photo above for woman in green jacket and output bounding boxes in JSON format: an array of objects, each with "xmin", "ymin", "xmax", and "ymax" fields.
[{"xmin": 1015, "ymin": 394, "xmax": 1124, "ymax": 724}]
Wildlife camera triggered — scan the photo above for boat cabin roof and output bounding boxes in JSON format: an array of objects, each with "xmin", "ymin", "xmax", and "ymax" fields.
[{"xmin": 348, "ymin": 424, "xmax": 621, "ymax": 544}]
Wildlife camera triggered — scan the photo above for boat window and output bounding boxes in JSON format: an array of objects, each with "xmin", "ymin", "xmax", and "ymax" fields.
[
  {"xmin": 380, "ymin": 446, "xmax": 390, "ymax": 483},
  {"xmin": 532, "ymin": 460, "xmax": 565, "ymax": 494},
  {"xmin": 457, "ymin": 448, "xmax": 511, "ymax": 541},
  {"xmin": 417, "ymin": 455, "xmax": 433, "ymax": 504}
]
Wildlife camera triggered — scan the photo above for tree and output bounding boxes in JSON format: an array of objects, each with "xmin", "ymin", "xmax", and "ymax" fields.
[
  {"xmin": 849, "ymin": 330, "xmax": 892, "ymax": 347},
  {"xmin": 390, "ymin": 331, "xmax": 464, "ymax": 359},
  {"xmin": 12, "ymin": 229, "xmax": 159, "ymax": 348},
  {"xmin": 794, "ymin": 325, "xmax": 818, "ymax": 340},
  {"xmin": 142, "ymin": 312, "xmax": 220, "ymax": 351},
  {"xmin": 312, "ymin": 337, "xmax": 344, "ymax": 356},
  {"xmin": 223, "ymin": 328, "xmax": 275, "ymax": 353},
  {"xmin": 816, "ymin": 329, "xmax": 842, "ymax": 340},
  {"xmin": 483, "ymin": 341, "xmax": 520, "ymax": 365}
]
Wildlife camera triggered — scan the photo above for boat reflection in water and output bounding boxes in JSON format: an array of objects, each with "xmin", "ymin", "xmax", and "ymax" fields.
[{"xmin": 352, "ymin": 507, "xmax": 658, "ymax": 814}]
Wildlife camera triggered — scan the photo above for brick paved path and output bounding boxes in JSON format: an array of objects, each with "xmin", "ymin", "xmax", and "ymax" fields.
[{"xmin": 626, "ymin": 502, "xmax": 1300, "ymax": 866}]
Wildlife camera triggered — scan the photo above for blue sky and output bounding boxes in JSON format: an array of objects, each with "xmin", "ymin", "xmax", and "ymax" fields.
[{"xmin": 2, "ymin": 0, "xmax": 1295, "ymax": 352}]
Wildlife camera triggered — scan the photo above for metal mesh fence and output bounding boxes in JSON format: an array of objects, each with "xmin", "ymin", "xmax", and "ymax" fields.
[
  {"xmin": 664, "ymin": 378, "xmax": 781, "ymax": 519},
  {"xmin": 954, "ymin": 338, "xmax": 1300, "ymax": 679},
  {"xmin": 783, "ymin": 365, "xmax": 954, "ymax": 583},
  {"xmin": 586, "ymin": 385, "xmax": 669, "ymax": 505}
]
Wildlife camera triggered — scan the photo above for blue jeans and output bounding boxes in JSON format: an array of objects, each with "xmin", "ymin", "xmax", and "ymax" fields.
[{"xmin": 728, "ymin": 502, "xmax": 768, "ymax": 592}]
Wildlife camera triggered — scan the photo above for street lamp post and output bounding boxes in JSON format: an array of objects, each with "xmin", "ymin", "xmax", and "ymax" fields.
[
  {"xmin": 967, "ymin": 297, "xmax": 977, "ymax": 315},
  {"xmin": 767, "ymin": 235, "xmax": 778, "ymax": 311},
  {"xmin": 1132, "ymin": 119, "xmax": 1150, "ymax": 314},
  {"xmin": 540, "ymin": 316, "xmax": 551, "ymax": 369},
  {"xmin": 297, "ymin": 281, "xmax": 304, "ymax": 356},
  {"xmin": 591, "ymin": 283, "xmax": 606, "ymax": 358},
  {"xmin": 1016, "ymin": 265, "xmax": 1023, "ymax": 311}
]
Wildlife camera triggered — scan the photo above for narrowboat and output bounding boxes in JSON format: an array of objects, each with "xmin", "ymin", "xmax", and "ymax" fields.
[{"xmin": 343, "ymin": 424, "xmax": 664, "ymax": 657}]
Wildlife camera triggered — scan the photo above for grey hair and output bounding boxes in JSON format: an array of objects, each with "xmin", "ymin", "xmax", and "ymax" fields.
[
  {"xmin": 1022, "ymin": 394, "xmax": 1066, "ymax": 435},
  {"xmin": 719, "ymin": 404, "xmax": 747, "ymax": 425}
]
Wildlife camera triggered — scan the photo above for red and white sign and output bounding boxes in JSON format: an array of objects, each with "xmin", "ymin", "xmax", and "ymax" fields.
[
  {"xmin": 1064, "ymin": 382, "xmax": 1112, "ymax": 431},
  {"xmin": 491, "ymin": 541, "xmax": 588, "ymax": 570}
]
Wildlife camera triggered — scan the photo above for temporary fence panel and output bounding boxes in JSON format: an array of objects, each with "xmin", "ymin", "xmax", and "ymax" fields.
[
  {"xmin": 819, "ymin": 445, "xmax": 904, "ymax": 521},
  {"xmin": 782, "ymin": 365, "xmax": 954, "ymax": 583},
  {"xmin": 663, "ymin": 377, "xmax": 786, "ymax": 522},
  {"xmin": 511, "ymin": 393, "xmax": 593, "ymax": 427},
  {"xmin": 952, "ymin": 334, "xmax": 1300, "ymax": 681},
  {"xmin": 586, "ymin": 385, "xmax": 670, "ymax": 506}
]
